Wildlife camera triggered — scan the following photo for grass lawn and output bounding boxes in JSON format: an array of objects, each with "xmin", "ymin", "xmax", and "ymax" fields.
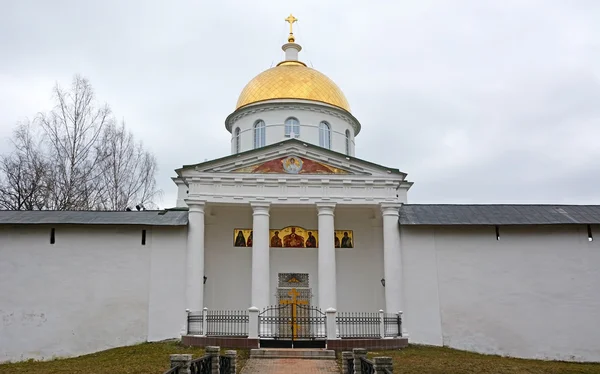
[
  {"xmin": 369, "ymin": 345, "xmax": 600, "ymax": 374},
  {"xmin": 0, "ymin": 341, "xmax": 249, "ymax": 374}
]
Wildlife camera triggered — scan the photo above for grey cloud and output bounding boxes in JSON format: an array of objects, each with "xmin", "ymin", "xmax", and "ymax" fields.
[{"xmin": 1, "ymin": 0, "xmax": 599, "ymax": 207}]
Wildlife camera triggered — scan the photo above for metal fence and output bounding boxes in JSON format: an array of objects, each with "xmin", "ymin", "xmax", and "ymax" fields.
[
  {"xmin": 346, "ymin": 357, "xmax": 354, "ymax": 374},
  {"xmin": 162, "ymin": 366, "xmax": 180, "ymax": 374},
  {"xmin": 359, "ymin": 357, "xmax": 375, "ymax": 374},
  {"xmin": 206, "ymin": 310, "xmax": 249, "ymax": 337},
  {"xmin": 219, "ymin": 355, "xmax": 232, "ymax": 374},
  {"xmin": 190, "ymin": 355, "xmax": 212, "ymax": 374},
  {"xmin": 337, "ymin": 312, "xmax": 381, "ymax": 338},
  {"xmin": 384, "ymin": 312, "xmax": 402, "ymax": 337},
  {"xmin": 187, "ymin": 311, "xmax": 203, "ymax": 335}
]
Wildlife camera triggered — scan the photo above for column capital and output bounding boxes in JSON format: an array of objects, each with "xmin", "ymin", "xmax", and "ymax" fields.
[
  {"xmin": 316, "ymin": 202, "xmax": 336, "ymax": 215},
  {"xmin": 380, "ymin": 202, "xmax": 401, "ymax": 217},
  {"xmin": 185, "ymin": 199, "xmax": 206, "ymax": 213},
  {"xmin": 250, "ymin": 201, "xmax": 271, "ymax": 215}
]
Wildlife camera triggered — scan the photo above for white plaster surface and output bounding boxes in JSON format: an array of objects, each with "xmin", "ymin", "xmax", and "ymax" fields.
[{"xmin": 401, "ymin": 224, "xmax": 600, "ymax": 362}]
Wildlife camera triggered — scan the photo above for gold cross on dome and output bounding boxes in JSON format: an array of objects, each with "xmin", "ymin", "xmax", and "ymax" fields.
[{"xmin": 284, "ymin": 14, "xmax": 298, "ymax": 42}]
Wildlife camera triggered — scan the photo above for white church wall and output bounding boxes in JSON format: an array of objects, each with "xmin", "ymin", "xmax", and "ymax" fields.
[
  {"xmin": 0, "ymin": 225, "xmax": 152, "ymax": 363},
  {"xmin": 335, "ymin": 207, "xmax": 386, "ymax": 312},
  {"xmin": 147, "ymin": 227, "xmax": 188, "ymax": 341},
  {"xmin": 399, "ymin": 226, "xmax": 444, "ymax": 346},
  {"xmin": 401, "ymin": 224, "xmax": 600, "ymax": 362},
  {"xmin": 203, "ymin": 206, "xmax": 253, "ymax": 310},
  {"xmin": 229, "ymin": 105, "xmax": 356, "ymax": 156}
]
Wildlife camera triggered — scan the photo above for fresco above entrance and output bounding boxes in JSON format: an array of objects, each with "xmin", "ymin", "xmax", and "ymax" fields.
[
  {"xmin": 232, "ymin": 156, "xmax": 348, "ymax": 174},
  {"xmin": 233, "ymin": 227, "xmax": 354, "ymax": 248}
]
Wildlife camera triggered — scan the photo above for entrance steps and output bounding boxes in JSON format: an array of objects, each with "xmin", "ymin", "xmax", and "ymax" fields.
[{"xmin": 250, "ymin": 348, "xmax": 336, "ymax": 360}]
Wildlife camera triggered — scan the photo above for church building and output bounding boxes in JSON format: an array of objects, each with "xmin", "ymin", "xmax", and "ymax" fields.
[{"xmin": 1, "ymin": 16, "xmax": 600, "ymax": 363}]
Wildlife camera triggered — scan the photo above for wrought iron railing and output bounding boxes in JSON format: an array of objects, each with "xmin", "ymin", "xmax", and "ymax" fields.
[
  {"xmin": 359, "ymin": 357, "xmax": 375, "ymax": 374},
  {"xmin": 346, "ymin": 357, "xmax": 354, "ymax": 374},
  {"xmin": 190, "ymin": 355, "xmax": 212, "ymax": 374},
  {"xmin": 206, "ymin": 310, "xmax": 249, "ymax": 337},
  {"xmin": 187, "ymin": 311, "xmax": 203, "ymax": 335},
  {"xmin": 258, "ymin": 304, "xmax": 327, "ymax": 339},
  {"xmin": 384, "ymin": 312, "xmax": 402, "ymax": 337},
  {"xmin": 162, "ymin": 365, "xmax": 181, "ymax": 374},
  {"xmin": 337, "ymin": 312, "xmax": 380, "ymax": 338},
  {"xmin": 219, "ymin": 355, "xmax": 232, "ymax": 374},
  {"xmin": 383, "ymin": 368, "xmax": 393, "ymax": 374}
]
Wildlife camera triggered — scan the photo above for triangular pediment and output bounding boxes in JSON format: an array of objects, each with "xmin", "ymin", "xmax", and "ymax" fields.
[
  {"xmin": 231, "ymin": 155, "xmax": 349, "ymax": 175},
  {"xmin": 176, "ymin": 139, "xmax": 407, "ymax": 178}
]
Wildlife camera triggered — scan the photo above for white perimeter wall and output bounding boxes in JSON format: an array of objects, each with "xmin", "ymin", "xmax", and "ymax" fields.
[
  {"xmin": 0, "ymin": 224, "xmax": 186, "ymax": 363},
  {"xmin": 401, "ymin": 224, "xmax": 600, "ymax": 362},
  {"xmin": 203, "ymin": 205, "xmax": 384, "ymax": 311}
]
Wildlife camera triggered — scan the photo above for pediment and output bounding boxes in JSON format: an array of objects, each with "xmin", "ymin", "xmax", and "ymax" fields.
[
  {"xmin": 177, "ymin": 139, "xmax": 406, "ymax": 179},
  {"xmin": 231, "ymin": 155, "xmax": 349, "ymax": 175}
]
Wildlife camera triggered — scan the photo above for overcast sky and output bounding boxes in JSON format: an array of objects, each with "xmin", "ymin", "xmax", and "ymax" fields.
[{"xmin": 1, "ymin": 0, "xmax": 599, "ymax": 208}]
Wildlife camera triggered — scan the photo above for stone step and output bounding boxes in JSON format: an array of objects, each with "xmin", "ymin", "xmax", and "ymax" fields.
[{"xmin": 250, "ymin": 348, "xmax": 336, "ymax": 360}]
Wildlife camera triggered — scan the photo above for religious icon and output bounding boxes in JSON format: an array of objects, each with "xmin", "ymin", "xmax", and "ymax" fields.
[
  {"xmin": 270, "ymin": 231, "xmax": 283, "ymax": 247},
  {"xmin": 340, "ymin": 231, "xmax": 353, "ymax": 248},
  {"xmin": 247, "ymin": 231, "xmax": 253, "ymax": 247},
  {"xmin": 283, "ymin": 227, "xmax": 305, "ymax": 247},
  {"xmin": 282, "ymin": 156, "xmax": 303, "ymax": 174},
  {"xmin": 335, "ymin": 230, "xmax": 354, "ymax": 248},
  {"xmin": 233, "ymin": 229, "xmax": 253, "ymax": 247},
  {"xmin": 306, "ymin": 231, "xmax": 317, "ymax": 248}
]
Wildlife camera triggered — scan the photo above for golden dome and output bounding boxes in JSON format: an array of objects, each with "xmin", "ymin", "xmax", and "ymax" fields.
[{"xmin": 235, "ymin": 61, "xmax": 351, "ymax": 112}]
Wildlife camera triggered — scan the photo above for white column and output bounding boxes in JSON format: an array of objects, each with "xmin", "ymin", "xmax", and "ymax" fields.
[
  {"xmin": 251, "ymin": 202, "xmax": 271, "ymax": 309},
  {"xmin": 186, "ymin": 201, "xmax": 206, "ymax": 312},
  {"xmin": 381, "ymin": 203, "xmax": 402, "ymax": 313},
  {"xmin": 317, "ymin": 202, "xmax": 337, "ymax": 310}
]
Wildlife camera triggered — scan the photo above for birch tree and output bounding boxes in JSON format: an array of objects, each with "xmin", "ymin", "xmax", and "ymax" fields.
[{"xmin": 0, "ymin": 75, "xmax": 161, "ymax": 210}]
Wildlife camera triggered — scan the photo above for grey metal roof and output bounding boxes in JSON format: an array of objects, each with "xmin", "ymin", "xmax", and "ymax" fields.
[
  {"xmin": 0, "ymin": 210, "xmax": 189, "ymax": 226},
  {"xmin": 399, "ymin": 204, "xmax": 600, "ymax": 225}
]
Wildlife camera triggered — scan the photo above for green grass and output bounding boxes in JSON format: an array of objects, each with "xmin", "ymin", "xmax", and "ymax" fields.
[
  {"xmin": 369, "ymin": 345, "xmax": 600, "ymax": 374},
  {"xmin": 0, "ymin": 341, "xmax": 249, "ymax": 374},
  {"xmin": 2, "ymin": 342, "xmax": 599, "ymax": 374}
]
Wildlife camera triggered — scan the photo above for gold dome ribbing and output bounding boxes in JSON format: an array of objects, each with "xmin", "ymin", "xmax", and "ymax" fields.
[{"xmin": 235, "ymin": 61, "xmax": 351, "ymax": 112}]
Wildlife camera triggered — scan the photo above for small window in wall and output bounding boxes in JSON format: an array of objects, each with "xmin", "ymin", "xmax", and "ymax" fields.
[
  {"xmin": 284, "ymin": 117, "xmax": 300, "ymax": 138},
  {"xmin": 319, "ymin": 121, "xmax": 331, "ymax": 149},
  {"xmin": 234, "ymin": 127, "xmax": 241, "ymax": 153},
  {"xmin": 142, "ymin": 230, "xmax": 147, "ymax": 245},
  {"xmin": 345, "ymin": 129, "xmax": 351, "ymax": 155},
  {"xmin": 588, "ymin": 225, "xmax": 593, "ymax": 242},
  {"xmin": 253, "ymin": 120, "xmax": 266, "ymax": 148},
  {"xmin": 50, "ymin": 228, "xmax": 55, "ymax": 244}
]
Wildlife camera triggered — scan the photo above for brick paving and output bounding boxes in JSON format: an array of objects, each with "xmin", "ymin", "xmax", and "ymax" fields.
[{"xmin": 240, "ymin": 358, "xmax": 340, "ymax": 373}]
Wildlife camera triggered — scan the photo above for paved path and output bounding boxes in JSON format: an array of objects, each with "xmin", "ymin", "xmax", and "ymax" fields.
[{"xmin": 241, "ymin": 358, "xmax": 339, "ymax": 373}]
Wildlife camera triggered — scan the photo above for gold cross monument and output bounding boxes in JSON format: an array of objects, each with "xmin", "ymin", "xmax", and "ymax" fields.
[{"xmin": 279, "ymin": 288, "xmax": 308, "ymax": 338}]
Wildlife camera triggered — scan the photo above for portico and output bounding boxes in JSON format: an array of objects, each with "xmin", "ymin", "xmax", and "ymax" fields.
[{"xmin": 184, "ymin": 198, "xmax": 405, "ymax": 314}]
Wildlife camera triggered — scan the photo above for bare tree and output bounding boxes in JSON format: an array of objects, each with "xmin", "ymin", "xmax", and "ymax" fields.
[
  {"xmin": 0, "ymin": 122, "xmax": 50, "ymax": 210},
  {"xmin": 0, "ymin": 75, "xmax": 161, "ymax": 211},
  {"xmin": 96, "ymin": 120, "xmax": 160, "ymax": 210},
  {"xmin": 38, "ymin": 75, "xmax": 112, "ymax": 210}
]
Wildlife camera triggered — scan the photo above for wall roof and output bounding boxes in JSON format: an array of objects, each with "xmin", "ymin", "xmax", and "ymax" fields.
[
  {"xmin": 399, "ymin": 204, "xmax": 600, "ymax": 225},
  {"xmin": 0, "ymin": 210, "xmax": 189, "ymax": 226}
]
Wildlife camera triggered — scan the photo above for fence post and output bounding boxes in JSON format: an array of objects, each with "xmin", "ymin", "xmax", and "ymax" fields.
[
  {"xmin": 225, "ymin": 350, "xmax": 237, "ymax": 374},
  {"xmin": 170, "ymin": 354, "xmax": 192, "ymax": 374},
  {"xmin": 342, "ymin": 351, "xmax": 353, "ymax": 374},
  {"xmin": 373, "ymin": 356, "xmax": 393, "ymax": 373},
  {"xmin": 202, "ymin": 307, "xmax": 208, "ymax": 337},
  {"xmin": 206, "ymin": 346, "xmax": 220, "ymax": 374},
  {"xmin": 248, "ymin": 306, "xmax": 259, "ymax": 339},
  {"xmin": 326, "ymin": 308, "xmax": 337, "ymax": 340},
  {"xmin": 398, "ymin": 311, "xmax": 404, "ymax": 337},
  {"xmin": 379, "ymin": 309, "xmax": 385, "ymax": 339},
  {"xmin": 184, "ymin": 309, "xmax": 191, "ymax": 336},
  {"xmin": 352, "ymin": 348, "xmax": 367, "ymax": 374}
]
